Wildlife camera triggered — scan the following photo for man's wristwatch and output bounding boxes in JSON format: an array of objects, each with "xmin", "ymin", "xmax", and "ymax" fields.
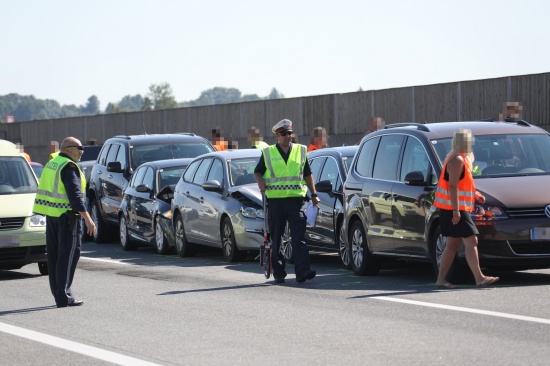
[{"xmin": 311, "ymin": 193, "xmax": 318, "ymax": 198}]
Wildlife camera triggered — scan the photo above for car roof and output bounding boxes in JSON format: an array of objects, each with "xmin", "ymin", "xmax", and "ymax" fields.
[
  {"xmin": 374, "ymin": 120, "xmax": 549, "ymax": 141},
  {"xmin": 307, "ymin": 145, "xmax": 358, "ymax": 158},
  {"xmin": 107, "ymin": 133, "xmax": 211, "ymax": 146},
  {"xmin": 140, "ymin": 158, "xmax": 194, "ymax": 169},
  {"xmin": 195, "ymin": 149, "xmax": 262, "ymax": 160}
]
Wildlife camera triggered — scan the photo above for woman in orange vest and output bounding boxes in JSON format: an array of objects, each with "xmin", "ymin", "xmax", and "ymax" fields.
[{"xmin": 433, "ymin": 129, "xmax": 499, "ymax": 289}]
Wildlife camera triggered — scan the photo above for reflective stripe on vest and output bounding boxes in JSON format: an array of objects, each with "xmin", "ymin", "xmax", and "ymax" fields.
[
  {"xmin": 33, "ymin": 155, "xmax": 86, "ymax": 217},
  {"xmin": 433, "ymin": 154, "xmax": 475, "ymax": 212},
  {"xmin": 254, "ymin": 141, "xmax": 269, "ymax": 149},
  {"xmin": 262, "ymin": 144, "xmax": 307, "ymax": 198}
]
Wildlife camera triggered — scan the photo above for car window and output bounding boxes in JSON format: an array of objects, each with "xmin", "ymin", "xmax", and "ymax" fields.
[
  {"xmin": 183, "ymin": 160, "xmax": 201, "ymax": 182},
  {"xmin": 308, "ymin": 157, "xmax": 326, "ymax": 182},
  {"xmin": 142, "ymin": 167, "xmax": 154, "ymax": 189},
  {"xmin": 230, "ymin": 158, "xmax": 260, "ymax": 186},
  {"xmin": 372, "ymin": 135, "xmax": 405, "ymax": 181},
  {"xmin": 98, "ymin": 144, "xmax": 111, "ymax": 166},
  {"xmin": 106, "ymin": 144, "xmax": 120, "ymax": 164},
  {"xmin": 158, "ymin": 166, "xmax": 188, "ymax": 189},
  {"xmin": 399, "ymin": 137, "xmax": 431, "ymax": 182},
  {"xmin": 116, "ymin": 144, "xmax": 127, "ymax": 170},
  {"xmin": 207, "ymin": 158, "xmax": 224, "ymax": 184},
  {"xmin": 192, "ymin": 158, "xmax": 213, "ymax": 185},
  {"xmin": 131, "ymin": 142, "xmax": 214, "ymax": 170},
  {"xmin": 355, "ymin": 137, "xmax": 379, "ymax": 177},
  {"xmin": 319, "ymin": 157, "xmax": 339, "ymax": 191},
  {"xmin": 130, "ymin": 166, "xmax": 147, "ymax": 188},
  {"xmin": 0, "ymin": 157, "xmax": 38, "ymax": 195}
]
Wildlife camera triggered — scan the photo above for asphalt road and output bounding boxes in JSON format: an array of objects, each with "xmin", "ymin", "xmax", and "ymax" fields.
[{"xmin": 2, "ymin": 241, "xmax": 550, "ymax": 366}]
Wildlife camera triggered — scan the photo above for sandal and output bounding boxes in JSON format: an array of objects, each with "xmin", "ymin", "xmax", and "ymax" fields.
[
  {"xmin": 435, "ymin": 282, "xmax": 455, "ymax": 289},
  {"xmin": 477, "ymin": 276, "xmax": 499, "ymax": 287}
]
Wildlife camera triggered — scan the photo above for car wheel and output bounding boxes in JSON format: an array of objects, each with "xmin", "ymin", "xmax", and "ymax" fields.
[
  {"xmin": 38, "ymin": 261, "xmax": 48, "ymax": 275},
  {"xmin": 119, "ymin": 215, "xmax": 136, "ymax": 251},
  {"xmin": 349, "ymin": 220, "xmax": 380, "ymax": 276},
  {"xmin": 221, "ymin": 217, "xmax": 246, "ymax": 262},
  {"xmin": 429, "ymin": 225, "xmax": 470, "ymax": 283},
  {"xmin": 281, "ymin": 221, "xmax": 293, "ymax": 263},
  {"xmin": 337, "ymin": 223, "xmax": 351, "ymax": 269},
  {"xmin": 91, "ymin": 198, "xmax": 108, "ymax": 243},
  {"xmin": 155, "ymin": 217, "xmax": 170, "ymax": 255},
  {"xmin": 175, "ymin": 214, "xmax": 194, "ymax": 257}
]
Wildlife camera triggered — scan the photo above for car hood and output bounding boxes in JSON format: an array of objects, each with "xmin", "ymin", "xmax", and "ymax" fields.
[
  {"xmin": 1, "ymin": 193, "xmax": 37, "ymax": 218},
  {"xmin": 228, "ymin": 185, "xmax": 262, "ymax": 206},
  {"xmin": 475, "ymin": 175, "xmax": 550, "ymax": 208}
]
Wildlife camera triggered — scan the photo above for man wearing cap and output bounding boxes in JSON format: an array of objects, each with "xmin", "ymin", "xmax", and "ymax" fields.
[{"xmin": 254, "ymin": 119, "xmax": 320, "ymax": 284}]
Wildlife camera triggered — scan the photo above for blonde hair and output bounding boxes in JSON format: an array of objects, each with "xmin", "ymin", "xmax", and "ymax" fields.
[{"xmin": 444, "ymin": 129, "xmax": 474, "ymax": 169}]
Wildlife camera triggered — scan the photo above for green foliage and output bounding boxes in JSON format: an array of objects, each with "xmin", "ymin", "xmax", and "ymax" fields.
[{"xmin": 147, "ymin": 83, "xmax": 177, "ymax": 110}]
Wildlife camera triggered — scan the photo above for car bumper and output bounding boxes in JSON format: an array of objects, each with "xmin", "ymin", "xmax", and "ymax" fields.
[{"xmin": 233, "ymin": 218, "xmax": 264, "ymax": 250}]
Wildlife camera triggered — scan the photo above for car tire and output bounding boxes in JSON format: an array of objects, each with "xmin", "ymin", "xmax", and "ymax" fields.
[
  {"xmin": 38, "ymin": 261, "xmax": 48, "ymax": 275},
  {"xmin": 175, "ymin": 214, "xmax": 194, "ymax": 257},
  {"xmin": 91, "ymin": 198, "xmax": 109, "ymax": 243},
  {"xmin": 429, "ymin": 225, "xmax": 470, "ymax": 283},
  {"xmin": 119, "ymin": 215, "xmax": 137, "ymax": 251},
  {"xmin": 349, "ymin": 220, "xmax": 380, "ymax": 276},
  {"xmin": 281, "ymin": 221, "xmax": 294, "ymax": 263},
  {"xmin": 221, "ymin": 217, "xmax": 246, "ymax": 262},
  {"xmin": 337, "ymin": 222, "xmax": 351, "ymax": 269},
  {"xmin": 155, "ymin": 217, "xmax": 170, "ymax": 255}
]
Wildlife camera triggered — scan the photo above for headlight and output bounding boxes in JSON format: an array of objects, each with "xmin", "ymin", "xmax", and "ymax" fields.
[
  {"xmin": 30, "ymin": 214, "xmax": 46, "ymax": 227},
  {"xmin": 241, "ymin": 206, "xmax": 264, "ymax": 219},
  {"xmin": 160, "ymin": 210, "xmax": 172, "ymax": 219},
  {"xmin": 471, "ymin": 204, "xmax": 508, "ymax": 222}
]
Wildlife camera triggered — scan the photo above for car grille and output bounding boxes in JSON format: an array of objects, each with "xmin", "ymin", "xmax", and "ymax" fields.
[
  {"xmin": 506, "ymin": 207, "xmax": 548, "ymax": 219},
  {"xmin": 510, "ymin": 241, "xmax": 550, "ymax": 255},
  {"xmin": 0, "ymin": 218, "xmax": 25, "ymax": 231}
]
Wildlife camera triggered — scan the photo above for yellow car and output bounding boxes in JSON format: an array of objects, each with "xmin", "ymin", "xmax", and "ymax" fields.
[{"xmin": 0, "ymin": 140, "xmax": 47, "ymax": 274}]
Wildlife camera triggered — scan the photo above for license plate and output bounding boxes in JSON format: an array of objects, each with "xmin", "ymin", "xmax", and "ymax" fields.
[
  {"xmin": 0, "ymin": 235, "xmax": 20, "ymax": 247},
  {"xmin": 530, "ymin": 227, "xmax": 550, "ymax": 241}
]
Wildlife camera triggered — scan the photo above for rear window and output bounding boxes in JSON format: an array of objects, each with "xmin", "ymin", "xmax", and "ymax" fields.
[
  {"xmin": 131, "ymin": 143, "xmax": 214, "ymax": 170},
  {"xmin": 432, "ymin": 133, "xmax": 550, "ymax": 178},
  {"xmin": 0, "ymin": 157, "xmax": 38, "ymax": 195}
]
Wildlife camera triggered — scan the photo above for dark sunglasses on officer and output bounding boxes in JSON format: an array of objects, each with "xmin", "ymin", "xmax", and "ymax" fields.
[{"xmin": 67, "ymin": 145, "xmax": 84, "ymax": 151}]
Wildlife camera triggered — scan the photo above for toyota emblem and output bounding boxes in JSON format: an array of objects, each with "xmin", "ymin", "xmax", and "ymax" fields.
[{"xmin": 545, "ymin": 205, "xmax": 550, "ymax": 219}]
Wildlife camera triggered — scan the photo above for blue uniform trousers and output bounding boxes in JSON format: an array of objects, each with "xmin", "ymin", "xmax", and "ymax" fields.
[
  {"xmin": 267, "ymin": 197, "xmax": 311, "ymax": 280},
  {"xmin": 46, "ymin": 214, "xmax": 82, "ymax": 306}
]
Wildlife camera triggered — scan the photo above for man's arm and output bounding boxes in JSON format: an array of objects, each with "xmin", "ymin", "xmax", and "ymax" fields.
[{"xmin": 304, "ymin": 175, "xmax": 320, "ymax": 206}]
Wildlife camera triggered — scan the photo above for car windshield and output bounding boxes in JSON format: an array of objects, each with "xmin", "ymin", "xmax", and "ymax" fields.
[
  {"xmin": 431, "ymin": 133, "xmax": 550, "ymax": 178},
  {"xmin": 32, "ymin": 164, "xmax": 44, "ymax": 179},
  {"xmin": 0, "ymin": 157, "xmax": 38, "ymax": 195},
  {"xmin": 229, "ymin": 158, "xmax": 258, "ymax": 186},
  {"xmin": 131, "ymin": 143, "xmax": 214, "ymax": 170},
  {"xmin": 158, "ymin": 166, "xmax": 188, "ymax": 190}
]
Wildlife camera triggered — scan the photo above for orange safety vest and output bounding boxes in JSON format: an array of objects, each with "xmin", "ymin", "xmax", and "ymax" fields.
[{"xmin": 433, "ymin": 154, "xmax": 475, "ymax": 212}]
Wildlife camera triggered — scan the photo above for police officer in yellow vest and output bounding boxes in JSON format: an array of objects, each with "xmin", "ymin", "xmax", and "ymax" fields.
[
  {"xmin": 247, "ymin": 126, "xmax": 269, "ymax": 149},
  {"xmin": 254, "ymin": 119, "xmax": 320, "ymax": 284},
  {"xmin": 33, "ymin": 137, "xmax": 96, "ymax": 308}
]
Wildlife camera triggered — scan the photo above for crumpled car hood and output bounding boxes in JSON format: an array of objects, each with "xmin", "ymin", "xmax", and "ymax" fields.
[{"xmin": 228, "ymin": 185, "xmax": 262, "ymax": 206}]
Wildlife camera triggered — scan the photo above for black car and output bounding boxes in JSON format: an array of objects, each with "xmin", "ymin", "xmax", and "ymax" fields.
[
  {"xmin": 343, "ymin": 120, "xmax": 550, "ymax": 280},
  {"xmin": 77, "ymin": 145, "xmax": 103, "ymax": 183},
  {"xmin": 281, "ymin": 146, "xmax": 358, "ymax": 268},
  {"xmin": 87, "ymin": 133, "xmax": 215, "ymax": 242},
  {"xmin": 119, "ymin": 158, "xmax": 192, "ymax": 253}
]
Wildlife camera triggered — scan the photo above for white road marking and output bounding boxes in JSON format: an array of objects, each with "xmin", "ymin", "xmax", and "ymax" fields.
[
  {"xmin": 80, "ymin": 256, "xmax": 130, "ymax": 265},
  {"xmin": 372, "ymin": 296, "xmax": 550, "ymax": 325},
  {"xmin": 0, "ymin": 322, "xmax": 162, "ymax": 366}
]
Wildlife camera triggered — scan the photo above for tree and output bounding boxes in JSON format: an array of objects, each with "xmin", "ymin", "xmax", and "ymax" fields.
[
  {"xmin": 241, "ymin": 94, "xmax": 262, "ymax": 102},
  {"xmin": 268, "ymin": 88, "xmax": 284, "ymax": 100},
  {"xmin": 82, "ymin": 95, "xmax": 100, "ymax": 115},
  {"xmin": 190, "ymin": 87, "xmax": 242, "ymax": 106},
  {"xmin": 147, "ymin": 83, "xmax": 177, "ymax": 110}
]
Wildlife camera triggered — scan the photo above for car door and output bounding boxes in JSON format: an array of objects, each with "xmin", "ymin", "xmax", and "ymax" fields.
[
  {"xmin": 391, "ymin": 136, "xmax": 436, "ymax": 256},
  {"xmin": 309, "ymin": 156, "xmax": 340, "ymax": 250},
  {"xmin": 366, "ymin": 134, "xmax": 406, "ymax": 253},
  {"xmin": 100, "ymin": 143, "xmax": 128, "ymax": 224},
  {"xmin": 185, "ymin": 158, "xmax": 213, "ymax": 243},
  {"xmin": 304, "ymin": 156, "xmax": 326, "ymax": 248},
  {"xmin": 199, "ymin": 158, "xmax": 225, "ymax": 245},
  {"xmin": 125, "ymin": 166, "xmax": 147, "ymax": 237},
  {"xmin": 134, "ymin": 166, "xmax": 156, "ymax": 244}
]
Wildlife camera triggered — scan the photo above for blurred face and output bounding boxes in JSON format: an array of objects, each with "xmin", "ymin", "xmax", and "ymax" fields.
[
  {"xmin": 454, "ymin": 130, "xmax": 473, "ymax": 153},
  {"xmin": 276, "ymin": 130, "xmax": 293, "ymax": 147}
]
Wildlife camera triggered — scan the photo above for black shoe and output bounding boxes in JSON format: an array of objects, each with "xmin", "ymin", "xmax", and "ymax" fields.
[
  {"xmin": 296, "ymin": 269, "xmax": 316, "ymax": 283},
  {"xmin": 68, "ymin": 300, "xmax": 84, "ymax": 307},
  {"xmin": 274, "ymin": 277, "xmax": 285, "ymax": 284}
]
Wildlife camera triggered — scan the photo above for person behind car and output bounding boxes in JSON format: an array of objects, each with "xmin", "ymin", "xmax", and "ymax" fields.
[
  {"xmin": 307, "ymin": 127, "xmax": 328, "ymax": 152},
  {"xmin": 355, "ymin": 117, "xmax": 385, "ymax": 145},
  {"xmin": 499, "ymin": 101, "xmax": 523, "ymax": 122},
  {"xmin": 254, "ymin": 119, "xmax": 320, "ymax": 284},
  {"xmin": 247, "ymin": 126, "xmax": 269, "ymax": 149},
  {"xmin": 211, "ymin": 127, "xmax": 228, "ymax": 151},
  {"xmin": 48, "ymin": 140, "xmax": 60, "ymax": 161},
  {"xmin": 33, "ymin": 137, "xmax": 97, "ymax": 307},
  {"xmin": 433, "ymin": 129, "xmax": 499, "ymax": 288}
]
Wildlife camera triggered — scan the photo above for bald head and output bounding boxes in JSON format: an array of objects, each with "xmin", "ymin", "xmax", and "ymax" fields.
[{"xmin": 60, "ymin": 137, "xmax": 81, "ymax": 151}]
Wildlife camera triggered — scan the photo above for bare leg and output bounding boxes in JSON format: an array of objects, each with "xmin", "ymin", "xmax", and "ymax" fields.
[
  {"xmin": 463, "ymin": 235, "xmax": 499, "ymax": 286},
  {"xmin": 436, "ymin": 237, "xmax": 461, "ymax": 286}
]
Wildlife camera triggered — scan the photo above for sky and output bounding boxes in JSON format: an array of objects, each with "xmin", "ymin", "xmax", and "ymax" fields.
[{"xmin": 2, "ymin": 0, "xmax": 549, "ymax": 108}]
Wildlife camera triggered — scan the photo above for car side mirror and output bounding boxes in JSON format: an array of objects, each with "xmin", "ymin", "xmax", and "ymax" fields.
[
  {"xmin": 107, "ymin": 161, "xmax": 123, "ymax": 173},
  {"xmin": 136, "ymin": 184, "xmax": 152, "ymax": 193},
  {"xmin": 202, "ymin": 180, "xmax": 222, "ymax": 192},
  {"xmin": 315, "ymin": 179, "xmax": 334, "ymax": 197},
  {"xmin": 404, "ymin": 171, "xmax": 426, "ymax": 186}
]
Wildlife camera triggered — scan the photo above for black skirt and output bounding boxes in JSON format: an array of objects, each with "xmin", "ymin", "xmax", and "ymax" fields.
[{"xmin": 439, "ymin": 209, "xmax": 479, "ymax": 238}]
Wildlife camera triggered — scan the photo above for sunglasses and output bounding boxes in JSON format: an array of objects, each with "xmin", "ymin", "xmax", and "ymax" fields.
[
  {"xmin": 68, "ymin": 145, "xmax": 84, "ymax": 151},
  {"xmin": 278, "ymin": 131, "xmax": 293, "ymax": 137}
]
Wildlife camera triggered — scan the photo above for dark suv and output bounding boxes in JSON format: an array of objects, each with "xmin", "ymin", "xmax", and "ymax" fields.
[
  {"xmin": 87, "ymin": 133, "xmax": 214, "ymax": 242},
  {"xmin": 343, "ymin": 120, "xmax": 550, "ymax": 279}
]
